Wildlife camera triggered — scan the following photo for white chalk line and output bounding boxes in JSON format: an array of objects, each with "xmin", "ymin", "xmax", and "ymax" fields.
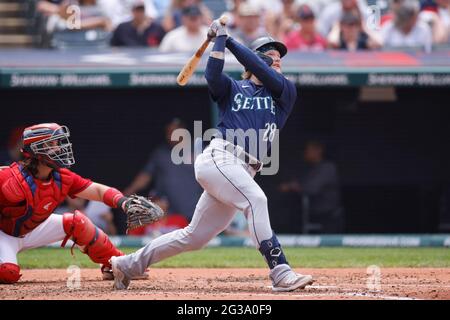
[{"xmin": 129, "ymin": 286, "xmax": 422, "ymax": 300}]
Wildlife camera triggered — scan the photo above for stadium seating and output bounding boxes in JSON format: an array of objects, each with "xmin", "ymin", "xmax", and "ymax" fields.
[
  {"xmin": 0, "ymin": 0, "xmax": 38, "ymax": 47},
  {"xmin": 51, "ymin": 29, "xmax": 112, "ymax": 49}
]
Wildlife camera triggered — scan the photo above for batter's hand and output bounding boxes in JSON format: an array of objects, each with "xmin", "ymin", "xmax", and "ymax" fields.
[
  {"xmin": 207, "ymin": 18, "xmax": 228, "ymax": 40},
  {"xmin": 122, "ymin": 195, "xmax": 165, "ymax": 232}
]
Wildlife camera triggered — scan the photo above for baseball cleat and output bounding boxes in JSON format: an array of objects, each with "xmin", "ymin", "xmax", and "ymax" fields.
[
  {"xmin": 272, "ymin": 273, "xmax": 314, "ymax": 292},
  {"xmin": 270, "ymin": 265, "xmax": 314, "ymax": 292},
  {"xmin": 101, "ymin": 265, "xmax": 114, "ymax": 281},
  {"xmin": 102, "ymin": 266, "xmax": 149, "ymax": 281},
  {"xmin": 110, "ymin": 256, "xmax": 130, "ymax": 290}
]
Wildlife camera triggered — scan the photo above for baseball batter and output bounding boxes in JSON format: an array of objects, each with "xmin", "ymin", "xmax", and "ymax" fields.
[
  {"xmin": 111, "ymin": 20, "xmax": 313, "ymax": 292},
  {"xmin": 0, "ymin": 123, "xmax": 161, "ymax": 284}
]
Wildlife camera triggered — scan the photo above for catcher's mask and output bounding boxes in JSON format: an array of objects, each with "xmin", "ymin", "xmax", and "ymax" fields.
[{"xmin": 22, "ymin": 123, "xmax": 75, "ymax": 169}]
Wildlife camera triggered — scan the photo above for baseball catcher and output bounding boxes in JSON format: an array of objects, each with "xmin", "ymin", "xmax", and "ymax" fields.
[{"xmin": 0, "ymin": 123, "xmax": 164, "ymax": 284}]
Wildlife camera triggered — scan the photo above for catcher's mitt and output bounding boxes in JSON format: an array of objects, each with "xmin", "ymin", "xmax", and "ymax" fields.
[{"xmin": 123, "ymin": 195, "xmax": 165, "ymax": 232}]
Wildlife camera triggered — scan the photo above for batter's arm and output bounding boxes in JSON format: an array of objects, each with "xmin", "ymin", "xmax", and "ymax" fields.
[
  {"xmin": 225, "ymin": 37, "xmax": 284, "ymax": 96},
  {"xmin": 205, "ymin": 35, "xmax": 232, "ymax": 101}
]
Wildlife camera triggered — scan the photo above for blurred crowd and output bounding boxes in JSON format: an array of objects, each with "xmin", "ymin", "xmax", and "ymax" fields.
[{"xmin": 33, "ymin": 0, "xmax": 450, "ymax": 52}]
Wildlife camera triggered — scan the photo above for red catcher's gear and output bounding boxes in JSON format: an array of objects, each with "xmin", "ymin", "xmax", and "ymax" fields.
[
  {"xmin": 62, "ymin": 211, "xmax": 123, "ymax": 266},
  {"xmin": 22, "ymin": 123, "xmax": 75, "ymax": 169},
  {"xmin": 0, "ymin": 163, "xmax": 72, "ymax": 237},
  {"xmin": 0, "ymin": 263, "xmax": 21, "ymax": 284},
  {"xmin": 103, "ymin": 188, "xmax": 126, "ymax": 209}
]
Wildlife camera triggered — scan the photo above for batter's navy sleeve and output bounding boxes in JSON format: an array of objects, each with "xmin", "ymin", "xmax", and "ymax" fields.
[
  {"xmin": 275, "ymin": 74, "xmax": 297, "ymax": 116},
  {"xmin": 225, "ymin": 37, "xmax": 285, "ymax": 97},
  {"xmin": 205, "ymin": 36, "xmax": 232, "ymax": 104}
]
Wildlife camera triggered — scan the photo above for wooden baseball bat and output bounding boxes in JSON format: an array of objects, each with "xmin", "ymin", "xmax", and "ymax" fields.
[{"xmin": 176, "ymin": 15, "xmax": 228, "ymax": 86}]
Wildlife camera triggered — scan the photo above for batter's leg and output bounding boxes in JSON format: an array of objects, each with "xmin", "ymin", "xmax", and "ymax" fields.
[
  {"xmin": 113, "ymin": 191, "xmax": 237, "ymax": 280},
  {"xmin": 197, "ymin": 148, "xmax": 273, "ymax": 246},
  {"xmin": 198, "ymin": 148, "xmax": 313, "ymax": 291}
]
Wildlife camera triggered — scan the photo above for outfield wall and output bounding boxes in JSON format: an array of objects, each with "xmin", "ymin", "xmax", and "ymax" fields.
[{"xmin": 46, "ymin": 234, "xmax": 450, "ymax": 248}]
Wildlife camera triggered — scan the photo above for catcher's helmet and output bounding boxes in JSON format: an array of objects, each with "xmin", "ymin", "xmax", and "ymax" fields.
[
  {"xmin": 22, "ymin": 123, "xmax": 75, "ymax": 169},
  {"xmin": 249, "ymin": 36, "xmax": 287, "ymax": 58}
]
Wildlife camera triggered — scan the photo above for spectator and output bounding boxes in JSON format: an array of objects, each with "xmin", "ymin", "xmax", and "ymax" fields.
[
  {"xmin": 97, "ymin": 0, "xmax": 159, "ymax": 28},
  {"xmin": 124, "ymin": 119, "xmax": 202, "ymax": 220},
  {"xmin": 110, "ymin": 0, "xmax": 165, "ymax": 47},
  {"xmin": 279, "ymin": 141, "xmax": 343, "ymax": 233},
  {"xmin": 229, "ymin": 1, "xmax": 268, "ymax": 47},
  {"xmin": 127, "ymin": 191, "xmax": 189, "ymax": 236},
  {"xmin": 317, "ymin": 0, "xmax": 369, "ymax": 37},
  {"xmin": 435, "ymin": 0, "xmax": 450, "ymax": 33},
  {"xmin": 381, "ymin": 0, "xmax": 405, "ymax": 26},
  {"xmin": 221, "ymin": 0, "xmax": 246, "ymax": 31},
  {"xmin": 283, "ymin": 4, "xmax": 327, "ymax": 51},
  {"xmin": 328, "ymin": 11, "xmax": 382, "ymax": 50},
  {"xmin": 381, "ymin": 0, "xmax": 433, "ymax": 51},
  {"xmin": 153, "ymin": 0, "xmax": 171, "ymax": 20},
  {"xmin": 161, "ymin": 0, "xmax": 212, "ymax": 32},
  {"xmin": 38, "ymin": 0, "xmax": 112, "ymax": 33},
  {"xmin": 383, "ymin": 1, "xmax": 448, "ymax": 43},
  {"xmin": 158, "ymin": 4, "xmax": 209, "ymax": 52},
  {"xmin": 420, "ymin": 0, "xmax": 449, "ymax": 43},
  {"xmin": 381, "ymin": 0, "xmax": 450, "ymax": 44},
  {"xmin": 265, "ymin": 0, "xmax": 297, "ymax": 39}
]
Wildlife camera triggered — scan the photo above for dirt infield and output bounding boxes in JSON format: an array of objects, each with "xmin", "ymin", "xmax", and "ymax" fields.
[{"xmin": 1, "ymin": 268, "xmax": 449, "ymax": 300}]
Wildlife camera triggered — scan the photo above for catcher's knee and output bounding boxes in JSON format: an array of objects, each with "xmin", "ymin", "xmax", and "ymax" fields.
[
  {"xmin": 0, "ymin": 263, "xmax": 21, "ymax": 284},
  {"xmin": 62, "ymin": 211, "xmax": 123, "ymax": 265}
]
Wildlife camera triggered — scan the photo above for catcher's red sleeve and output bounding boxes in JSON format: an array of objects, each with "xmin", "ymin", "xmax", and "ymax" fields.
[
  {"xmin": 65, "ymin": 170, "xmax": 92, "ymax": 198},
  {"xmin": 103, "ymin": 188, "xmax": 125, "ymax": 208}
]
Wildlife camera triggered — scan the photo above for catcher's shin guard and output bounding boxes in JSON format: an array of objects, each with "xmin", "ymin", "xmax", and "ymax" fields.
[
  {"xmin": 0, "ymin": 263, "xmax": 21, "ymax": 284},
  {"xmin": 62, "ymin": 210, "xmax": 123, "ymax": 266}
]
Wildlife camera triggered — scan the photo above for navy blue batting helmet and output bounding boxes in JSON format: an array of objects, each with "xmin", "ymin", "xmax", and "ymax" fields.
[{"xmin": 249, "ymin": 36, "xmax": 288, "ymax": 58}]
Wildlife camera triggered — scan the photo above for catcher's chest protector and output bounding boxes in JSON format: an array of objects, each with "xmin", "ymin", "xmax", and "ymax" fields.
[{"xmin": 0, "ymin": 163, "xmax": 72, "ymax": 237}]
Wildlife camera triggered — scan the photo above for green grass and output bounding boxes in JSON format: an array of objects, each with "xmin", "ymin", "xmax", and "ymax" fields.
[{"xmin": 17, "ymin": 247, "xmax": 450, "ymax": 269}]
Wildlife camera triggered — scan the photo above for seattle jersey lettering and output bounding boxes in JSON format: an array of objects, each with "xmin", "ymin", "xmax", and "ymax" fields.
[{"xmin": 232, "ymin": 93, "xmax": 276, "ymax": 115}]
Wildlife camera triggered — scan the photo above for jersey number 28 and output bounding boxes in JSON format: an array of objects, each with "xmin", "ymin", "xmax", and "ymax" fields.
[{"xmin": 263, "ymin": 123, "xmax": 277, "ymax": 142}]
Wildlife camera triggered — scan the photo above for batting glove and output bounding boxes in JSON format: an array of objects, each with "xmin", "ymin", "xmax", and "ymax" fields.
[{"xmin": 207, "ymin": 19, "xmax": 228, "ymax": 40}]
